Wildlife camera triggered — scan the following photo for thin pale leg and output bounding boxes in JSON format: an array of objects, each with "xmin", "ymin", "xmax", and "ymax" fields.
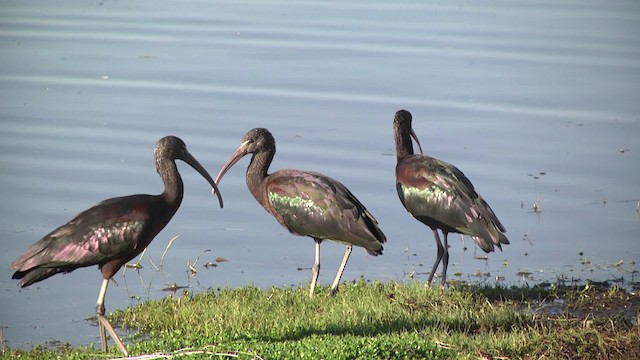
[
  {"xmin": 96, "ymin": 278, "xmax": 128, "ymax": 356},
  {"xmin": 329, "ymin": 244, "xmax": 352, "ymax": 296},
  {"xmin": 427, "ymin": 229, "xmax": 444, "ymax": 285},
  {"xmin": 309, "ymin": 239, "xmax": 321, "ymax": 297},
  {"xmin": 441, "ymin": 232, "xmax": 450, "ymax": 286},
  {"xmin": 96, "ymin": 279, "xmax": 108, "ymax": 352}
]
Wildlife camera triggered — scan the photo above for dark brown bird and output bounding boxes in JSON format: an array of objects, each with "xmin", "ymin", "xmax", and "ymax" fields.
[
  {"xmin": 214, "ymin": 128, "xmax": 386, "ymax": 297},
  {"xmin": 11, "ymin": 136, "xmax": 223, "ymax": 355},
  {"xmin": 393, "ymin": 110, "xmax": 508, "ymax": 286}
]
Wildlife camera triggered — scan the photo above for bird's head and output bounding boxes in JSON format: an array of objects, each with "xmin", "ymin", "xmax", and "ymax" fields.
[
  {"xmin": 214, "ymin": 128, "xmax": 276, "ymax": 188},
  {"xmin": 240, "ymin": 128, "xmax": 276, "ymax": 155},
  {"xmin": 155, "ymin": 136, "xmax": 223, "ymax": 208},
  {"xmin": 393, "ymin": 110, "xmax": 423, "ymax": 155}
]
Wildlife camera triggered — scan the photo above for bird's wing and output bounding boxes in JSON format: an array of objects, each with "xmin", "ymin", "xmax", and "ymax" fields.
[
  {"xmin": 11, "ymin": 195, "xmax": 153, "ymax": 272},
  {"xmin": 396, "ymin": 155, "xmax": 472, "ymax": 214},
  {"xmin": 266, "ymin": 169, "xmax": 386, "ymax": 251},
  {"xmin": 397, "ymin": 155, "xmax": 505, "ymax": 250}
]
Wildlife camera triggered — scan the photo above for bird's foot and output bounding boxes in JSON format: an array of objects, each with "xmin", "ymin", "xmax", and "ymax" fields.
[{"xmin": 97, "ymin": 315, "xmax": 129, "ymax": 356}]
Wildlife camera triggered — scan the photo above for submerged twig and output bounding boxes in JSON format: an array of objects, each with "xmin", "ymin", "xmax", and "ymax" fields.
[
  {"xmin": 161, "ymin": 282, "xmax": 189, "ymax": 292},
  {"xmin": 187, "ymin": 249, "xmax": 211, "ymax": 276},
  {"xmin": 159, "ymin": 234, "xmax": 181, "ymax": 269},
  {"xmin": 123, "ymin": 248, "xmax": 148, "ymax": 275},
  {"xmin": 147, "ymin": 251, "xmax": 160, "ymax": 271}
]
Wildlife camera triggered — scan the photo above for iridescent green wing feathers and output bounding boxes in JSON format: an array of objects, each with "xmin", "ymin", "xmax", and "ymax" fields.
[
  {"xmin": 396, "ymin": 155, "xmax": 507, "ymax": 252},
  {"xmin": 266, "ymin": 169, "xmax": 385, "ymax": 254}
]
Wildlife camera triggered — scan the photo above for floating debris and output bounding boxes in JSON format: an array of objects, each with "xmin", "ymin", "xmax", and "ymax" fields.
[
  {"xmin": 614, "ymin": 260, "xmax": 624, "ymax": 267},
  {"xmin": 203, "ymin": 262, "xmax": 218, "ymax": 269},
  {"xmin": 161, "ymin": 283, "xmax": 189, "ymax": 292},
  {"xmin": 123, "ymin": 247, "xmax": 149, "ymax": 272},
  {"xmin": 187, "ymin": 261, "xmax": 198, "ymax": 275},
  {"xmin": 532, "ymin": 199, "xmax": 541, "ymax": 213},
  {"xmin": 473, "ymin": 271, "xmax": 491, "ymax": 278},
  {"xmin": 516, "ymin": 271, "xmax": 533, "ymax": 280}
]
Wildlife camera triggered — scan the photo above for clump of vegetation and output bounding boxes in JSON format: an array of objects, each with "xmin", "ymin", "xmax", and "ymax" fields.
[{"xmin": 2, "ymin": 280, "xmax": 639, "ymax": 359}]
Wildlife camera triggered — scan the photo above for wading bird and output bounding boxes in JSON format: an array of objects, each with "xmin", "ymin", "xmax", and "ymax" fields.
[
  {"xmin": 214, "ymin": 128, "xmax": 386, "ymax": 297},
  {"xmin": 11, "ymin": 136, "xmax": 224, "ymax": 356},
  {"xmin": 393, "ymin": 110, "xmax": 508, "ymax": 286}
]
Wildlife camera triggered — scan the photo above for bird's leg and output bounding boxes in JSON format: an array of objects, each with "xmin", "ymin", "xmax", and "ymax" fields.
[
  {"xmin": 441, "ymin": 232, "xmax": 450, "ymax": 286},
  {"xmin": 96, "ymin": 279, "xmax": 108, "ymax": 352},
  {"xmin": 427, "ymin": 229, "xmax": 444, "ymax": 285},
  {"xmin": 329, "ymin": 244, "xmax": 352, "ymax": 296},
  {"xmin": 96, "ymin": 278, "xmax": 129, "ymax": 356},
  {"xmin": 309, "ymin": 238, "xmax": 322, "ymax": 297}
]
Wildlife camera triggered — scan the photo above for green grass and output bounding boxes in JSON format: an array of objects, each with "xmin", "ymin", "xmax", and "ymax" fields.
[{"xmin": 2, "ymin": 280, "xmax": 639, "ymax": 359}]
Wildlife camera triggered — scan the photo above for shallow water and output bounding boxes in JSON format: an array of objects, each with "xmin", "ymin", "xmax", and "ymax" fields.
[{"xmin": 1, "ymin": 0, "xmax": 639, "ymax": 350}]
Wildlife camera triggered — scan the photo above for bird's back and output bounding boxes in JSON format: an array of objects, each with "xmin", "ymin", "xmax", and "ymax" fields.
[
  {"xmin": 264, "ymin": 169, "xmax": 386, "ymax": 255},
  {"xmin": 396, "ymin": 154, "xmax": 508, "ymax": 252}
]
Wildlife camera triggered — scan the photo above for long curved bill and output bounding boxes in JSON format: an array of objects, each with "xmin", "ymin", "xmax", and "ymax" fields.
[
  {"xmin": 183, "ymin": 150, "xmax": 224, "ymax": 208},
  {"xmin": 213, "ymin": 141, "xmax": 249, "ymax": 190},
  {"xmin": 410, "ymin": 128, "xmax": 423, "ymax": 155}
]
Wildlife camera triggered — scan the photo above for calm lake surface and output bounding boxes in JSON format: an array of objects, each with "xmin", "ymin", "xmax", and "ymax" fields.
[{"xmin": 1, "ymin": 0, "xmax": 639, "ymax": 349}]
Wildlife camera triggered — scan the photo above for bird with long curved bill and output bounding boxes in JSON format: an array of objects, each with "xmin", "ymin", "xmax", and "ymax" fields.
[
  {"xmin": 393, "ymin": 110, "xmax": 509, "ymax": 286},
  {"xmin": 11, "ymin": 136, "xmax": 224, "ymax": 356},
  {"xmin": 214, "ymin": 128, "xmax": 386, "ymax": 297}
]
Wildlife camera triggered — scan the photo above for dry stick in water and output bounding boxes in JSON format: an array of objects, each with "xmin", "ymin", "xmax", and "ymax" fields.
[
  {"xmin": 188, "ymin": 249, "xmax": 212, "ymax": 275},
  {"xmin": 159, "ymin": 234, "xmax": 181, "ymax": 269},
  {"xmin": 123, "ymin": 248, "xmax": 148, "ymax": 275}
]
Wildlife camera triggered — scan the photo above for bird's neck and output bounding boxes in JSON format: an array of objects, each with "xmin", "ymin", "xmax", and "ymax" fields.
[
  {"xmin": 246, "ymin": 150, "xmax": 273, "ymax": 211},
  {"xmin": 394, "ymin": 126, "xmax": 414, "ymax": 160},
  {"xmin": 158, "ymin": 160, "xmax": 184, "ymax": 207}
]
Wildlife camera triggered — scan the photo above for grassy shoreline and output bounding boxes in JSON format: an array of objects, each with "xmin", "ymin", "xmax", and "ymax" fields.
[{"xmin": 2, "ymin": 280, "xmax": 639, "ymax": 359}]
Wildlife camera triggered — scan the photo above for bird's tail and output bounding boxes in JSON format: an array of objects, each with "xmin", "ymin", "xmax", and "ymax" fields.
[
  {"xmin": 357, "ymin": 208, "xmax": 386, "ymax": 256},
  {"xmin": 494, "ymin": 232, "xmax": 510, "ymax": 251},
  {"xmin": 471, "ymin": 227, "xmax": 509, "ymax": 253},
  {"xmin": 467, "ymin": 195, "xmax": 509, "ymax": 253},
  {"xmin": 12, "ymin": 267, "xmax": 63, "ymax": 288},
  {"xmin": 472, "ymin": 236, "xmax": 495, "ymax": 253},
  {"xmin": 363, "ymin": 209, "xmax": 387, "ymax": 244},
  {"xmin": 365, "ymin": 247, "xmax": 384, "ymax": 256}
]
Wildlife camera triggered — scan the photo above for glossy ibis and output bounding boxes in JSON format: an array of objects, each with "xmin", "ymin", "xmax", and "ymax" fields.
[
  {"xmin": 214, "ymin": 128, "xmax": 386, "ymax": 297},
  {"xmin": 11, "ymin": 136, "xmax": 224, "ymax": 355},
  {"xmin": 393, "ymin": 110, "xmax": 509, "ymax": 286}
]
